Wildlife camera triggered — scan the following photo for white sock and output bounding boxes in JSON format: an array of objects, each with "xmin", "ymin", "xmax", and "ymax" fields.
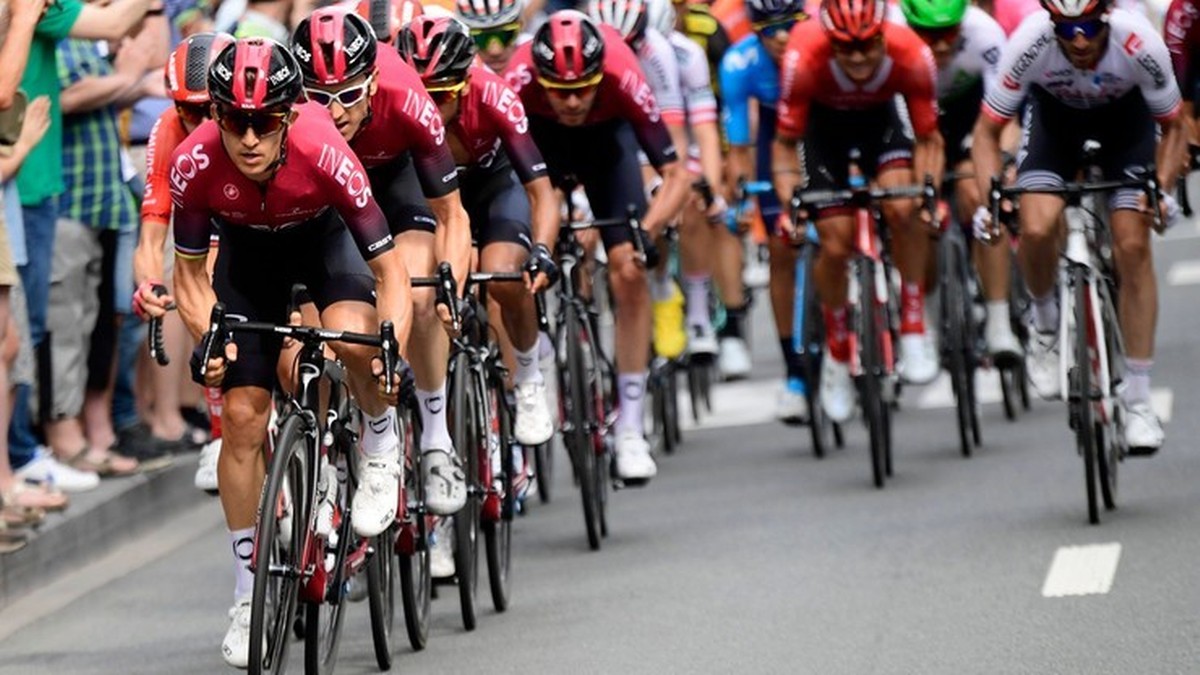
[
  {"xmin": 417, "ymin": 386, "xmax": 453, "ymax": 450},
  {"xmin": 1122, "ymin": 358, "xmax": 1153, "ymax": 405},
  {"xmin": 684, "ymin": 274, "xmax": 711, "ymax": 328},
  {"xmin": 1032, "ymin": 293, "xmax": 1058, "ymax": 333},
  {"xmin": 616, "ymin": 372, "xmax": 647, "ymax": 435},
  {"xmin": 361, "ymin": 407, "xmax": 398, "ymax": 457},
  {"xmin": 986, "ymin": 300, "xmax": 1011, "ymax": 334},
  {"xmin": 514, "ymin": 344, "xmax": 543, "ymax": 385},
  {"xmin": 649, "ymin": 273, "xmax": 674, "ymax": 302},
  {"xmin": 538, "ymin": 331, "xmax": 554, "ymax": 361},
  {"xmin": 230, "ymin": 527, "xmax": 255, "ymax": 601}
]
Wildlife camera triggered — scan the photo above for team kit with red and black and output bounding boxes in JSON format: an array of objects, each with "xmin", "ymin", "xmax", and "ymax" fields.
[{"xmin": 131, "ymin": 0, "xmax": 1192, "ymax": 666}]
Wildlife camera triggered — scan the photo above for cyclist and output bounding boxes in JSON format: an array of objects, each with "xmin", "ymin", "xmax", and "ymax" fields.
[
  {"xmin": 719, "ymin": 0, "xmax": 813, "ymax": 420},
  {"xmin": 772, "ymin": 0, "xmax": 946, "ymax": 424},
  {"xmin": 458, "ymin": 0, "xmax": 531, "ymax": 74},
  {"xmin": 898, "ymin": 0, "xmax": 1023, "ymax": 362},
  {"xmin": 169, "ymin": 38, "xmax": 413, "ymax": 667},
  {"xmin": 504, "ymin": 10, "xmax": 692, "ymax": 481},
  {"xmin": 292, "ymin": 8, "xmax": 476, "ymax": 516},
  {"xmin": 672, "ymin": 0, "xmax": 733, "ymax": 98},
  {"xmin": 1164, "ymin": 0, "xmax": 1200, "ymax": 153},
  {"xmin": 587, "ymin": 0, "xmax": 697, "ymax": 362},
  {"xmin": 349, "ymin": 0, "xmax": 425, "ymax": 42},
  {"xmin": 971, "ymin": 0, "xmax": 1184, "ymax": 454},
  {"xmin": 133, "ymin": 32, "xmax": 235, "ymax": 494}
]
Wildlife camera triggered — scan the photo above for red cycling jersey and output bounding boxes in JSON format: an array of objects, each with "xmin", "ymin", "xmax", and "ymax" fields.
[
  {"xmin": 503, "ymin": 27, "xmax": 678, "ymax": 168},
  {"xmin": 451, "ymin": 66, "xmax": 548, "ymax": 183},
  {"xmin": 776, "ymin": 21, "xmax": 939, "ymax": 140},
  {"xmin": 170, "ymin": 102, "xmax": 394, "ymax": 262},
  {"xmin": 1164, "ymin": 0, "xmax": 1200, "ymax": 91},
  {"xmin": 142, "ymin": 106, "xmax": 190, "ymax": 229},
  {"xmin": 350, "ymin": 48, "xmax": 460, "ymax": 197}
]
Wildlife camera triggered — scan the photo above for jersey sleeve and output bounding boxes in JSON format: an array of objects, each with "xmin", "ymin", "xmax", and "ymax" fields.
[
  {"xmin": 1163, "ymin": 0, "xmax": 1194, "ymax": 86},
  {"xmin": 982, "ymin": 15, "xmax": 1054, "ymax": 122},
  {"xmin": 899, "ymin": 37, "xmax": 941, "ymax": 137},
  {"xmin": 487, "ymin": 79, "xmax": 549, "ymax": 184},
  {"xmin": 639, "ymin": 31, "xmax": 686, "ymax": 126},
  {"xmin": 402, "ymin": 90, "xmax": 461, "ymax": 199},
  {"xmin": 678, "ymin": 38, "xmax": 718, "ymax": 125},
  {"xmin": 974, "ymin": 10, "xmax": 1007, "ymax": 93},
  {"xmin": 142, "ymin": 112, "xmax": 182, "ymax": 228},
  {"xmin": 1125, "ymin": 20, "xmax": 1184, "ymax": 121},
  {"xmin": 168, "ymin": 144, "xmax": 215, "ymax": 260},
  {"xmin": 718, "ymin": 47, "xmax": 753, "ymax": 145},
  {"xmin": 614, "ymin": 75, "xmax": 678, "ymax": 168},
  {"xmin": 775, "ymin": 40, "xmax": 813, "ymax": 139}
]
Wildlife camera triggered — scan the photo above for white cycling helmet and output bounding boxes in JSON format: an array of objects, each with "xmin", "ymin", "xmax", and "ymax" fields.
[
  {"xmin": 587, "ymin": 0, "xmax": 649, "ymax": 44},
  {"xmin": 645, "ymin": 0, "xmax": 675, "ymax": 36},
  {"xmin": 456, "ymin": 0, "xmax": 524, "ymax": 28},
  {"xmin": 1038, "ymin": 0, "xmax": 1107, "ymax": 18}
]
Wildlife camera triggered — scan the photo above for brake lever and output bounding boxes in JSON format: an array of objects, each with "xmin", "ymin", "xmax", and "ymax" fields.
[
  {"xmin": 380, "ymin": 320, "xmax": 397, "ymax": 397},
  {"xmin": 199, "ymin": 302, "xmax": 227, "ymax": 379}
]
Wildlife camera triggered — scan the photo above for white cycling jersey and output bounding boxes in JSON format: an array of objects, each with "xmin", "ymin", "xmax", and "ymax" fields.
[
  {"xmin": 637, "ymin": 28, "xmax": 687, "ymax": 126},
  {"xmin": 916, "ymin": 6, "xmax": 1006, "ymax": 101},
  {"xmin": 668, "ymin": 30, "xmax": 718, "ymax": 125},
  {"xmin": 983, "ymin": 8, "xmax": 1182, "ymax": 121}
]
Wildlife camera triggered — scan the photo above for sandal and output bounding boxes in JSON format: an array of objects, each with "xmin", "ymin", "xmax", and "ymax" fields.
[
  {"xmin": 64, "ymin": 447, "xmax": 140, "ymax": 477},
  {"xmin": 0, "ymin": 519, "xmax": 29, "ymax": 554},
  {"xmin": 4, "ymin": 480, "xmax": 68, "ymax": 513}
]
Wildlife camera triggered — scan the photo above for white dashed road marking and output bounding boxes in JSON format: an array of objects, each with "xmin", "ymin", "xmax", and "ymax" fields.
[
  {"xmin": 1041, "ymin": 543, "xmax": 1122, "ymax": 598},
  {"xmin": 1166, "ymin": 260, "xmax": 1200, "ymax": 286}
]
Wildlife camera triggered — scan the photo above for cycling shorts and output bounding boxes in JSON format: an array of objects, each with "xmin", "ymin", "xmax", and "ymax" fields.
[
  {"xmin": 1016, "ymin": 87, "xmax": 1156, "ymax": 212},
  {"xmin": 458, "ymin": 157, "xmax": 534, "ymax": 250},
  {"xmin": 802, "ymin": 99, "xmax": 915, "ymax": 217},
  {"xmin": 367, "ymin": 152, "xmax": 438, "ymax": 236},
  {"xmin": 939, "ymin": 80, "xmax": 984, "ymax": 168},
  {"xmin": 529, "ymin": 117, "xmax": 647, "ymax": 249},
  {"xmin": 211, "ymin": 211, "xmax": 376, "ymax": 392}
]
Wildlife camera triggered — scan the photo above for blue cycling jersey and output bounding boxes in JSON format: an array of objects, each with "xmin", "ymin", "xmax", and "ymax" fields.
[{"xmin": 719, "ymin": 34, "xmax": 782, "ymax": 219}]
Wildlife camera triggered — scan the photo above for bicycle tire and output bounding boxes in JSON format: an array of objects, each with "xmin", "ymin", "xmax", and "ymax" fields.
[
  {"xmin": 564, "ymin": 304, "xmax": 602, "ymax": 550},
  {"xmin": 533, "ymin": 440, "xmax": 553, "ymax": 504},
  {"xmin": 667, "ymin": 361, "xmax": 682, "ymax": 446},
  {"xmin": 799, "ymin": 245, "xmax": 829, "ymax": 459},
  {"xmin": 857, "ymin": 259, "xmax": 887, "ymax": 489},
  {"xmin": 688, "ymin": 359, "xmax": 703, "ymax": 424},
  {"xmin": 1071, "ymin": 266, "xmax": 1100, "ymax": 525},
  {"xmin": 366, "ymin": 523, "xmax": 398, "ymax": 671},
  {"xmin": 398, "ymin": 406, "xmax": 432, "ymax": 651},
  {"xmin": 483, "ymin": 374, "xmax": 513, "ymax": 613},
  {"xmin": 940, "ymin": 236, "xmax": 973, "ymax": 458},
  {"xmin": 448, "ymin": 353, "xmax": 479, "ymax": 631},
  {"xmin": 1097, "ymin": 287, "xmax": 1121, "ymax": 511},
  {"xmin": 650, "ymin": 365, "xmax": 674, "ymax": 456},
  {"xmin": 1000, "ymin": 365, "xmax": 1018, "ymax": 421},
  {"xmin": 249, "ymin": 414, "xmax": 309, "ymax": 675}
]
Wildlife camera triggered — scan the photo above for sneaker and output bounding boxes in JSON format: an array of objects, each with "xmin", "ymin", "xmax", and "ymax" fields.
[
  {"xmin": 1124, "ymin": 401, "xmax": 1164, "ymax": 455},
  {"xmin": 1026, "ymin": 329, "xmax": 1061, "ymax": 400},
  {"xmin": 15, "ymin": 448, "xmax": 100, "ymax": 492},
  {"xmin": 430, "ymin": 518, "xmax": 455, "ymax": 579},
  {"xmin": 899, "ymin": 333, "xmax": 939, "ymax": 385},
  {"xmin": 688, "ymin": 323, "xmax": 719, "ymax": 357},
  {"xmin": 776, "ymin": 379, "xmax": 809, "ymax": 425},
  {"xmin": 514, "ymin": 381, "xmax": 554, "ymax": 446},
  {"xmin": 718, "ymin": 337, "xmax": 752, "ymax": 380},
  {"xmin": 195, "ymin": 439, "xmax": 221, "ymax": 493},
  {"xmin": 351, "ymin": 450, "xmax": 401, "ymax": 538},
  {"xmin": 985, "ymin": 314, "xmax": 1023, "ymax": 367},
  {"xmin": 114, "ymin": 423, "xmax": 175, "ymax": 471},
  {"xmin": 820, "ymin": 354, "xmax": 855, "ymax": 424},
  {"xmin": 221, "ymin": 597, "xmax": 255, "ymax": 669},
  {"xmin": 652, "ymin": 282, "xmax": 687, "ymax": 359},
  {"xmin": 614, "ymin": 429, "xmax": 657, "ymax": 482},
  {"xmin": 422, "ymin": 448, "xmax": 467, "ymax": 516}
]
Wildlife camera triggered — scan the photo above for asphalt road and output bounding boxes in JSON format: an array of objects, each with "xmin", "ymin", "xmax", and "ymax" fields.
[{"xmin": 3, "ymin": 226, "xmax": 1200, "ymax": 675}]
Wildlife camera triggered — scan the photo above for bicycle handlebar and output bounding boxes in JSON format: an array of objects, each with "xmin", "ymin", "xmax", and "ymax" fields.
[
  {"xmin": 989, "ymin": 171, "xmax": 1164, "ymax": 234},
  {"xmin": 147, "ymin": 284, "xmax": 175, "ymax": 367}
]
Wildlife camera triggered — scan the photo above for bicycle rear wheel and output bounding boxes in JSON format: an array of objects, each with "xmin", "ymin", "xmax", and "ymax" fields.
[
  {"xmin": 249, "ymin": 414, "xmax": 309, "ymax": 675},
  {"xmin": 857, "ymin": 259, "xmax": 888, "ymax": 489},
  {"xmin": 483, "ymin": 375, "xmax": 514, "ymax": 613},
  {"xmin": 448, "ymin": 354, "xmax": 480, "ymax": 631},
  {"xmin": 563, "ymin": 304, "xmax": 602, "ymax": 550},
  {"xmin": 1070, "ymin": 267, "xmax": 1100, "ymax": 525},
  {"xmin": 398, "ymin": 407, "xmax": 432, "ymax": 651}
]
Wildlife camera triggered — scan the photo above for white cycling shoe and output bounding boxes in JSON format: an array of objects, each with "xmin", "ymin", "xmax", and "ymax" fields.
[
  {"xmin": 221, "ymin": 598, "xmax": 257, "ymax": 669},
  {"xmin": 899, "ymin": 333, "xmax": 939, "ymax": 385},
  {"xmin": 1026, "ymin": 330, "xmax": 1062, "ymax": 400},
  {"xmin": 422, "ymin": 448, "xmax": 467, "ymax": 516},
  {"xmin": 688, "ymin": 323, "xmax": 719, "ymax": 357},
  {"xmin": 614, "ymin": 430, "xmax": 657, "ymax": 483},
  {"xmin": 820, "ymin": 354, "xmax": 856, "ymax": 424},
  {"xmin": 430, "ymin": 517, "xmax": 456, "ymax": 579},
  {"xmin": 195, "ymin": 438, "xmax": 221, "ymax": 493},
  {"xmin": 1124, "ymin": 401, "xmax": 1165, "ymax": 455},
  {"xmin": 718, "ymin": 337, "xmax": 752, "ymax": 380},
  {"xmin": 514, "ymin": 380, "xmax": 555, "ymax": 446},
  {"xmin": 351, "ymin": 449, "xmax": 401, "ymax": 538}
]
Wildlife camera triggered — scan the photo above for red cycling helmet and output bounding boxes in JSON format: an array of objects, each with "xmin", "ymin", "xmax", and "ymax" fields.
[
  {"xmin": 208, "ymin": 37, "xmax": 304, "ymax": 110},
  {"xmin": 531, "ymin": 10, "xmax": 605, "ymax": 84},
  {"xmin": 291, "ymin": 8, "xmax": 379, "ymax": 86},
  {"xmin": 819, "ymin": 0, "xmax": 886, "ymax": 42},
  {"xmin": 165, "ymin": 32, "xmax": 235, "ymax": 104},
  {"xmin": 396, "ymin": 16, "xmax": 477, "ymax": 86},
  {"xmin": 352, "ymin": 0, "xmax": 424, "ymax": 43}
]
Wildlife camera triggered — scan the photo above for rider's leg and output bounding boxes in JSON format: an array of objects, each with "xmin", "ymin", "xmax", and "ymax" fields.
[
  {"xmin": 713, "ymin": 221, "xmax": 751, "ymax": 377},
  {"xmin": 956, "ymin": 162, "xmax": 1020, "ymax": 359},
  {"xmin": 678, "ymin": 194, "xmax": 718, "ymax": 353},
  {"xmin": 813, "ymin": 214, "xmax": 856, "ymax": 422},
  {"xmin": 1111, "ymin": 206, "xmax": 1163, "ymax": 448}
]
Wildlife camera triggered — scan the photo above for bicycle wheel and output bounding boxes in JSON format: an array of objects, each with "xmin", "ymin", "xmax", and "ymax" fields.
[
  {"xmin": 366, "ymin": 523, "xmax": 398, "ymax": 671},
  {"xmin": 667, "ymin": 361, "xmax": 682, "ymax": 447},
  {"xmin": 564, "ymin": 304, "xmax": 602, "ymax": 550},
  {"xmin": 939, "ymin": 236, "xmax": 973, "ymax": 458},
  {"xmin": 1097, "ymin": 287, "xmax": 1121, "ymax": 511},
  {"xmin": 398, "ymin": 406, "xmax": 432, "ymax": 651},
  {"xmin": 1000, "ymin": 365, "xmax": 1018, "ymax": 421},
  {"xmin": 483, "ymin": 374, "xmax": 513, "ymax": 613},
  {"xmin": 857, "ymin": 259, "xmax": 887, "ymax": 489},
  {"xmin": 1070, "ymin": 267, "xmax": 1100, "ymax": 525},
  {"xmin": 249, "ymin": 414, "xmax": 309, "ymax": 675},
  {"xmin": 798, "ymin": 245, "xmax": 829, "ymax": 459},
  {"xmin": 533, "ymin": 440, "xmax": 553, "ymax": 504},
  {"xmin": 448, "ymin": 354, "xmax": 479, "ymax": 631},
  {"xmin": 304, "ymin": 502, "xmax": 351, "ymax": 675}
]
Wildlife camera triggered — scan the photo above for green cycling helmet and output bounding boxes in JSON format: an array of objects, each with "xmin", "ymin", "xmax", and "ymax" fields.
[{"xmin": 899, "ymin": 0, "xmax": 967, "ymax": 29}]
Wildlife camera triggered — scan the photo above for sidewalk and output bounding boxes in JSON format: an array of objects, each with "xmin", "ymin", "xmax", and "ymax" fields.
[{"xmin": 0, "ymin": 455, "xmax": 207, "ymax": 611}]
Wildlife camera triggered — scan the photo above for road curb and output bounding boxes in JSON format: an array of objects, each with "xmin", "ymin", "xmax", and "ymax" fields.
[{"xmin": 0, "ymin": 457, "xmax": 207, "ymax": 611}]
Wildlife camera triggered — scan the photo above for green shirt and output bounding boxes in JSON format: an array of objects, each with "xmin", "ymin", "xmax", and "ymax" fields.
[{"xmin": 17, "ymin": 0, "xmax": 83, "ymax": 207}]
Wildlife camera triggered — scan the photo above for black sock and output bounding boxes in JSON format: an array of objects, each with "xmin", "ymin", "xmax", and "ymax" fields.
[
  {"xmin": 778, "ymin": 337, "xmax": 804, "ymax": 382},
  {"xmin": 720, "ymin": 305, "xmax": 746, "ymax": 339}
]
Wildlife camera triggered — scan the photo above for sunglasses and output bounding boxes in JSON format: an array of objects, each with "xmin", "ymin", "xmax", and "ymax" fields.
[
  {"xmin": 830, "ymin": 34, "xmax": 883, "ymax": 55},
  {"xmin": 303, "ymin": 76, "xmax": 373, "ymax": 108},
  {"xmin": 537, "ymin": 70, "xmax": 604, "ymax": 96},
  {"xmin": 1052, "ymin": 15, "xmax": 1106, "ymax": 40},
  {"xmin": 752, "ymin": 14, "xmax": 806, "ymax": 39},
  {"xmin": 175, "ymin": 101, "xmax": 210, "ymax": 128},
  {"xmin": 913, "ymin": 24, "xmax": 960, "ymax": 44},
  {"xmin": 425, "ymin": 79, "xmax": 467, "ymax": 104},
  {"xmin": 215, "ymin": 108, "xmax": 290, "ymax": 137},
  {"xmin": 471, "ymin": 23, "xmax": 521, "ymax": 51}
]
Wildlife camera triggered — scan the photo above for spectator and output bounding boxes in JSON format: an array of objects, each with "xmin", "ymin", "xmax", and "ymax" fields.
[{"xmin": 9, "ymin": 0, "xmax": 158, "ymax": 491}]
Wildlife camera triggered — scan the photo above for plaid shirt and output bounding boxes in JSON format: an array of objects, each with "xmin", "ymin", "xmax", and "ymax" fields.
[{"xmin": 56, "ymin": 39, "xmax": 137, "ymax": 231}]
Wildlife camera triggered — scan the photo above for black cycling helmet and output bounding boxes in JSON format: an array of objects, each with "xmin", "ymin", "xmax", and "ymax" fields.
[{"xmin": 396, "ymin": 15, "xmax": 477, "ymax": 85}]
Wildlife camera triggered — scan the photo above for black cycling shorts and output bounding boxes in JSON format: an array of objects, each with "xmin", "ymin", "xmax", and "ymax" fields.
[
  {"xmin": 939, "ymin": 80, "xmax": 984, "ymax": 168},
  {"xmin": 1016, "ymin": 87, "xmax": 1156, "ymax": 211},
  {"xmin": 802, "ymin": 99, "xmax": 915, "ymax": 215},
  {"xmin": 212, "ymin": 211, "xmax": 376, "ymax": 392},
  {"xmin": 367, "ymin": 152, "xmax": 438, "ymax": 236},
  {"xmin": 529, "ymin": 117, "xmax": 646, "ymax": 249},
  {"xmin": 459, "ymin": 155, "xmax": 534, "ymax": 250}
]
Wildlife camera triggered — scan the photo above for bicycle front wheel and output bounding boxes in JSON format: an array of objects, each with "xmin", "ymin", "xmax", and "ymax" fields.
[
  {"xmin": 798, "ymin": 244, "xmax": 830, "ymax": 459},
  {"xmin": 448, "ymin": 353, "xmax": 480, "ymax": 630},
  {"xmin": 398, "ymin": 406, "xmax": 431, "ymax": 651},
  {"xmin": 483, "ymin": 375, "xmax": 514, "ymax": 612},
  {"xmin": 1071, "ymin": 267, "xmax": 1100, "ymax": 525},
  {"xmin": 939, "ymin": 236, "xmax": 974, "ymax": 458},
  {"xmin": 563, "ymin": 304, "xmax": 602, "ymax": 550},
  {"xmin": 857, "ymin": 259, "xmax": 887, "ymax": 489},
  {"xmin": 366, "ymin": 523, "xmax": 398, "ymax": 671},
  {"xmin": 249, "ymin": 414, "xmax": 309, "ymax": 675}
]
